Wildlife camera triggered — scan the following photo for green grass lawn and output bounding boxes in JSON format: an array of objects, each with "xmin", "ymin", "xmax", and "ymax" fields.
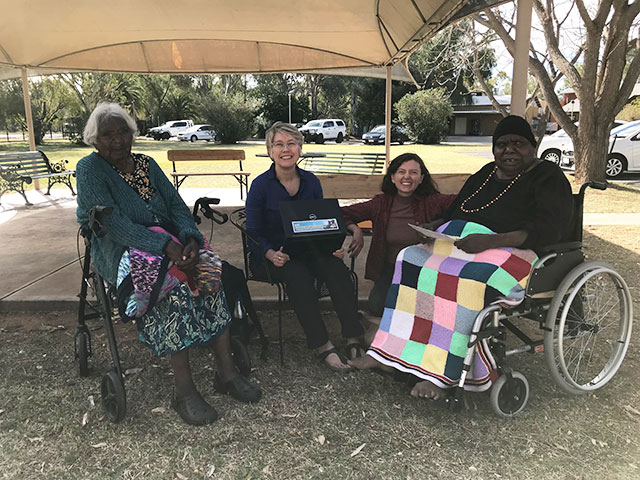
[{"xmin": 1, "ymin": 137, "xmax": 638, "ymax": 212}]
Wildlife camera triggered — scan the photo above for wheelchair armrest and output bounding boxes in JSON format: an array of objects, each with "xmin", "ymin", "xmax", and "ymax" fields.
[{"xmin": 537, "ymin": 241, "xmax": 582, "ymax": 254}]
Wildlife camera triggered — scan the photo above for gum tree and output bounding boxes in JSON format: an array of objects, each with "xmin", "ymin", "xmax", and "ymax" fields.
[{"xmin": 477, "ymin": 0, "xmax": 640, "ymax": 183}]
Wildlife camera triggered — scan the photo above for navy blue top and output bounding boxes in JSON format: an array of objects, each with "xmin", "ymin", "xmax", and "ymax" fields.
[{"xmin": 245, "ymin": 163, "xmax": 323, "ymax": 256}]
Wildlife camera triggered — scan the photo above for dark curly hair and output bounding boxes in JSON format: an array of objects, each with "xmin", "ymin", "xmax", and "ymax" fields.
[{"xmin": 381, "ymin": 153, "xmax": 439, "ymax": 196}]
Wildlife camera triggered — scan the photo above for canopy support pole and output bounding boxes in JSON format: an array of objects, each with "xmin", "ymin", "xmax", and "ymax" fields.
[
  {"xmin": 21, "ymin": 67, "xmax": 39, "ymax": 189},
  {"xmin": 384, "ymin": 65, "xmax": 392, "ymax": 171},
  {"xmin": 510, "ymin": 0, "xmax": 533, "ymax": 117}
]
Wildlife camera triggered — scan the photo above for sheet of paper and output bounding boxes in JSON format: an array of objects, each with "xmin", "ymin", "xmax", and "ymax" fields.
[{"xmin": 409, "ymin": 223, "xmax": 459, "ymax": 242}]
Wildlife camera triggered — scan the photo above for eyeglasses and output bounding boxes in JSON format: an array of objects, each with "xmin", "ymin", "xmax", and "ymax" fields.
[{"xmin": 272, "ymin": 141, "xmax": 299, "ymax": 151}]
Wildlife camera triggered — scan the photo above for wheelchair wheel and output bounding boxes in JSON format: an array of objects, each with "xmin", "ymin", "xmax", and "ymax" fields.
[
  {"xmin": 101, "ymin": 370, "xmax": 127, "ymax": 423},
  {"xmin": 231, "ymin": 336, "xmax": 252, "ymax": 377},
  {"xmin": 75, "ymin": 331, "xmax": 91, "ymax": 377},
  {"xmin": 544, "ymin": 261, "xmax": 633, "ymax": 395},
  {"xmin": 489, "ymin": 371, "xmax": 529, "ymax": 417}
]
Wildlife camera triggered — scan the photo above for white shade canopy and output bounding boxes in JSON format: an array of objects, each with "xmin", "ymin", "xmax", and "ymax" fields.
[{"xmin": 0, "ymin": 0, "xmax": 482, "ymax": 81}]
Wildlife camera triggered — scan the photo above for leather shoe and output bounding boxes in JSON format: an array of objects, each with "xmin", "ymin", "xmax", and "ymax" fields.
[
  {"xmin": 171, "ymin": 391, "xmax": 219, "ymax": 426},
  {"xmin": 214, "ymin": 373, "xmax": 262, "ymax": 403}
]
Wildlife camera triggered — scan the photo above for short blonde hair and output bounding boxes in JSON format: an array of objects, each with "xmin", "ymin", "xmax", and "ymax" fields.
[{"xmin": 265, "ymin": 121, "xmax": 304, "ymax": 151}]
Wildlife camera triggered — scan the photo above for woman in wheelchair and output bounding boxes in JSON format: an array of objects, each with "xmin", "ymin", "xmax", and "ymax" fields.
[
  {"xmin": 76, "ymin": 103, "xmax": 261, "ymax": 426},
  {"xmin": 245, "ymin": 122, "xmax": 364, "ymax": 371},
  {"xmin": 351, "ymin": 115, "xmax": 574, "ymax": 402}
]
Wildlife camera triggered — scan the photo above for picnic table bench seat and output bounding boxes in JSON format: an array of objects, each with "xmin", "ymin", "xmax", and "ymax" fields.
[
  {"xmin": 300, "ymin": 152, "xmax": 386, "ymax": 174},
  {"xmin": 0, "ymin": 150, "xmax": 76, "ymax": 205},
  {"xmin": 168, "ymin": 149, "xmax": 250, "ymax": 199}
]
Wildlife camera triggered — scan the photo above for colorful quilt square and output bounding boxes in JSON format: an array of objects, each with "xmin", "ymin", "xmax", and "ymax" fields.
[
  {"xmin": 379, "ymin": 306, "xmax": 394, "ymax": 332},
  {"xmin": 420, "ymin": 344, "xmax": 448, "ymax": 374},
  {"xmin": 459, "ymin": 261, "xmax": 498, "ymax": 282},
  {"xmin": 414, "ymin": 290, "xmax": 434, "ymax": 320},
  {"xmin": 439, "ymin": 219, "xmax": 466, "ymax": 236},
  {"xmin": 417, "ymin": 268, "xmax": 438, "ymax": 295},
  {"xmin": 473, "ymin": 248, "xmax": 511, "ymax": 265},
  {"xmin": 444, "ymin": 353, "xmax": 464, "ymax": 380},
  {"xmin": 454, "ymin": 304, "xmax": 478, "ymax": 334},
  {"xmin": 400, "ymin": 339, "xmax": 427, "ymax": 364},
  {"xmin": 434, "ymin": 272, "xmax": 459, "ymax": 302},
  {"xmin": 395, "ymin": 284, "xmax": 417, "ymax": 313},
  {"xmin": 450, "ymin": 246, "xmax": 475, "ymax": 262},
  {"xmin": 433, "ymin": 297, "xmax": 457, "ymax": 329},
  {"xmin": 500, "ymin": 253, "xmax": 534, "ymax": 281},
  {"xmin": 459, "ymin": 221, "xmax": 493, "ymax": 236},
  {"xmin": 438, "ymin": 257, "xmax": 468, "ymax": 276},
  {"xmin": 388, "ymin": 309, "xmax": 415, "ymax": 339},
  {"xmin": 449, "ymin": 331, "xmax": 470, "ymax": 357},
  {"xmin": 384, "ymin": 283, "xmax": 399, "ymax": 310},
  {"xmin": 375, "ymin": 331, "xmax": 407, "ymax": 357},
  {"xmin": 400, "ymin": 261, "xmax": 422, "ymax": 289},
  {"xmin": 424, "ymin": 254, "xmax": 445, "ymax": 270},
  {"xmin": 486, "ymin": 268, "xmax": 517, "ymax": 295},
  {"xmin": 428, "ymin": 322, "xmax": 453, "ymax": 350},
  {"xmin": 433, "ymin": 240, "xmax": 453, "ymax": 257},
  {"xmin": 409, "ymin": 315, "xmax": 433, "ymax": 344},
  {"xmin": 456, "ymin": 278, "xmax": 486, "ymax": 311},
  {"xmin": 400, "ymin": 244, "xmax": 431, "ymax": 267}
]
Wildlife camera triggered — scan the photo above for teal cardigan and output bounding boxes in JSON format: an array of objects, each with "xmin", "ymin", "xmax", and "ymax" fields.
[{"xmin": 76, "ymin": 152, "xmax": 203, "ymax": 284}]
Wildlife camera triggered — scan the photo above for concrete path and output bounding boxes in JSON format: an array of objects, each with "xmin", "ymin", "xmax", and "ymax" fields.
[{"xmin": 1, "ymin": 186, "xmax": 638, "ymax": 312}]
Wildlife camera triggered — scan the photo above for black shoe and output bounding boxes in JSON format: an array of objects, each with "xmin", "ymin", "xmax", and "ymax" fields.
[
  {"xmin": 171, "ymin": 391, "xmax": 219, "ymax": 426},
  {"xmin": 214, "ymin": 373, "xmax": 262, "ymax": 403}
]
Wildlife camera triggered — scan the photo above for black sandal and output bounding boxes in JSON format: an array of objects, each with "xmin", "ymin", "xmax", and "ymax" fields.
[
  {"xmin": 318, "ymin": 347, "xmax": 351, "ymax": 371},
  {"xmin": 214, "ymin": 373, "xmax": 262, "ymax": 403},
  {"xmin": 346, "ymin": 342, "xmax": 366, "ymax": 361},
  {"xmin": 171, "ymin": 391, "xmax": 219, "ymax": 426}
]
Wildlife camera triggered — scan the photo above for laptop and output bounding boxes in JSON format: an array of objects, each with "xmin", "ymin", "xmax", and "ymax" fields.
[{"xmin": 279, "ymin": 198, "xmax": 347, "ymax": 257}]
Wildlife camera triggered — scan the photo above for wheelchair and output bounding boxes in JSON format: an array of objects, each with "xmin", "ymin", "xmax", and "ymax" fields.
[
  {"xmin": 74, "ymin": 198, "xmax": 265, "ymax": 423},
  {"xmin": 448, "ymin": 182, "xmax": 633, "ymax": 417}
]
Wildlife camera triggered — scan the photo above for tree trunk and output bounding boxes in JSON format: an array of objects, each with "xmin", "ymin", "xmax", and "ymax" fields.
[{"xmin": 574, "ymin": 117, "xmax": 611, "ymax": 184}]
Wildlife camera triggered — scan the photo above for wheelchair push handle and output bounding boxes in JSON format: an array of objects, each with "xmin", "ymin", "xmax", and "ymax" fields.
[
  {"xmin": 193, "ymin": 197, "xmax": 228, "ymax": 225},
  {"xmin": 579, "ymin": 181, "xmax": 607, "ymax": 196},
  {"xmin": 85, "ymin": 205, "xmax": 112, "ymax": 238}
]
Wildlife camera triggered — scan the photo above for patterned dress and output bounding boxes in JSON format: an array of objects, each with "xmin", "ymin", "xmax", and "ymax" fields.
[{"xmin": 112, "ymin": 154, "xmax": 231, "ymax": 357}]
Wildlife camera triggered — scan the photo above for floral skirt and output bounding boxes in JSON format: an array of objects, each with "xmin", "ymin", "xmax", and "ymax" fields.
[{"xmin": 136, "ymin": 282, "xmax": 231, "ymax": 357}]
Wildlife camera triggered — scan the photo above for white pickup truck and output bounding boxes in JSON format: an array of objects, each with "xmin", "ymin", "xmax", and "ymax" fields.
[{"xmin": 148, "ymin": 120, "xmax": 194, "ymax": 140}]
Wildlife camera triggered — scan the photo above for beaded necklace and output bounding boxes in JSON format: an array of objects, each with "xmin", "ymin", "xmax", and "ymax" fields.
[{"xmin": 459, "ymin": 165, "xmax": 522, "ymax": 213}]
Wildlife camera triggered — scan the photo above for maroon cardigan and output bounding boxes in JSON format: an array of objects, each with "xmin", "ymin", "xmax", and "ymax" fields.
[{"xmin": 341, "ymin": 193, "xmax": 456, "ymax": 281}]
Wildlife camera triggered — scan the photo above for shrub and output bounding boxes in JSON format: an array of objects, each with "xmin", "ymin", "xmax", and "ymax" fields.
[
  {"xmin": 395, "ymin": 88, "xmax": 453, "ymax": 144},
  {"xmin": 201, "ymin": 92, "xmax": 258, "ymax": 144},
  {"xmin": 617, "ymin": 98, "xmax": 640, "ymax": 121}
]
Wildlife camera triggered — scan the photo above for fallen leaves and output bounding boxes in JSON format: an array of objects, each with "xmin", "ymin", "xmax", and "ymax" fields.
[
  {"xmin": 624, "ymin": 404, "xmax": 640, "ymax": 420},
  {"xmin": 151, "ymin": 407, "xmax": 167, "ymax": 414},
  {"xmin": 314, "ymin": 434, "xmax": 326, "ymax": 445},
  {"xmin": 350, "ymin": 443, "xmax": 366, "ymax": 457},
  {"xmin": 91, "ymin": 442, "xmax": 108, "ymax": 448}
]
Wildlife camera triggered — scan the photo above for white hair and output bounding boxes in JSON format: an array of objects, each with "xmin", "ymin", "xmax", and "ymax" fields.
[{"xmin": 83, "ymin": 102, "xmax": 138, "ymax": 147}]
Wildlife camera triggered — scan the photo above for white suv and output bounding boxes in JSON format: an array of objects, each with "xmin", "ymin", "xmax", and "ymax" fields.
[
  {"xmin": 299, "ymin": 119, "xmax": 346, "ymax": 144},
  {"xmin": 148, "ymin": 120, "xmax": 194, "ymax": 140}
]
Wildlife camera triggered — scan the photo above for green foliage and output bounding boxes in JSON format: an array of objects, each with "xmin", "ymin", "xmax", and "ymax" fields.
[
  {"xmin": 617, "ymin": 98, "xmax": 640, "ymax": 121},
  {"xmin": 251, "ymin": 74, "xmax": 308, "ymax": 136},
  {"xmin": 395, "ymin": 88, "xmax": 453, "ymax": 144},
  {"xmin": 201, "ymin": 91, "xmax": 258, "ymax": 143}
]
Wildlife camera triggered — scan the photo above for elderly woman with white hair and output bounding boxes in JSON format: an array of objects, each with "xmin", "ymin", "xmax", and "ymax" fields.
[{"xmin": 76, "ymin": 102, "xmax": 261, "ymax": 426}]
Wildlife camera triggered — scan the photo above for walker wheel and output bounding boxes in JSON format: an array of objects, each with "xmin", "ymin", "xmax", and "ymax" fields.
[
  {"xmin": 231, "ymin": 336, "xmax": 252, "ymax": 377},
  {"xmin": 490, "ymin": 371, "xmax": 529, "ymax": 418},
  {"xmin": 101, "ymin": 370, "xmax": 127, "ymax": 423},
  {"xmin": 75, "ymin": 331, "xmax": 91, "ymax": 377}
]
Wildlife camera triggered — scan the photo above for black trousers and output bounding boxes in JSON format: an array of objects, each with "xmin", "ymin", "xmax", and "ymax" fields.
[
  {"xmin": 367, "ymin": 263, "xmax": 395, "ymax": 317},
  {"xmin": 263, "ymin": 254, "xmax": 364, "ymax": 349}
]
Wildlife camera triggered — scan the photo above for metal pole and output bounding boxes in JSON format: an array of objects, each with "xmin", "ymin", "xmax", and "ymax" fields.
[
  {"xmin": 384, "ymin": 65, "xmax": 392, "ymax": 171},
  {"xmin": 21, "ymin": 67, "xmax": 39, "ymax": 189},
  {"xmin": 511, "ymin": 0, "xmax": 533, "ymax": 117},
  {"xmin": 288, "ymin": 92, "xmax": 292, "ymax": 124}
]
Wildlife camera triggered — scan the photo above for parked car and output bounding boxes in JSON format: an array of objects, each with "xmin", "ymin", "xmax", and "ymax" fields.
[
  {"xmin": 148, "ymin": 120, "xmax": 194, "ymax": 140},
  {"xmin": 560, "ymin": 120, "xmax": 640, "ymax": 178},
  {"xmin": 362, "ymin": 124, "xmax": 408, "ymax": 145},
  {"xmin": 537, "ymin": 120, "xmax": 627, "ymax": 164},
  {"xmin": 298, "ymin": 119, "xmax": 346, "ymax": 144},
  {"xmin": 177, "ymin": 124, "xmax": 215, "ymax": 142}
]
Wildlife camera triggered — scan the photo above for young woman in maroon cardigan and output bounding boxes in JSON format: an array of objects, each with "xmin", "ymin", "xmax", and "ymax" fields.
[{"xmin": 341, "ymin": 153, "xmax": 455, "ymax": 318}]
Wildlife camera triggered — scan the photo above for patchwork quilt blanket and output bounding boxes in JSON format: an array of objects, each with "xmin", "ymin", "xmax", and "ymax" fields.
[{"xmin": 368, "ymin": 220, "xmax": 538, "ymax": 391}]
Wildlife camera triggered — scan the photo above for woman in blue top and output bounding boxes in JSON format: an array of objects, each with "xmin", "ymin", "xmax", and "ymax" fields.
[
  {"xmin": 246, "ymin": 122, "xmax": 364, "ymax": 370},
  {"xmin": 76, "ymin": 103, "xmax": 260, "ymax": 426}
]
